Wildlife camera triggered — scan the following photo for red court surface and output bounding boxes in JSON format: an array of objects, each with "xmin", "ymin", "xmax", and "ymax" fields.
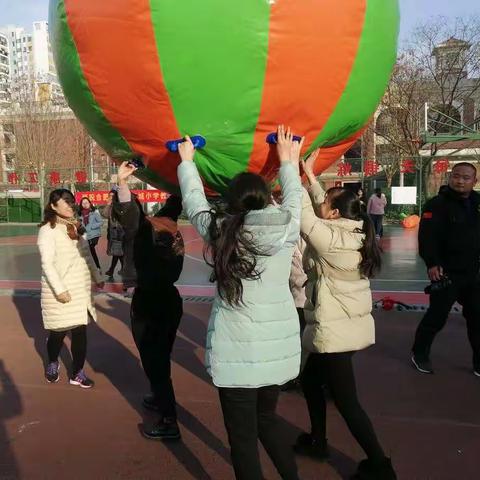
[
  {"xmin": 1, "ymin": 294, "xmax": 479, "ymax": 480},
  {"xmin": 0, "ymin": 224, "xmax": 479, "ymax": 479}
]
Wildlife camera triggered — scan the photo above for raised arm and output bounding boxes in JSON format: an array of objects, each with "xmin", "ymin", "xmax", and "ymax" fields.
[
  {"xmin": 301, "ymin": 147, "xmax": 325, "ymax": 208},
  {"xmin": 276, "ymin": 125, "xmax": 304, "ymax": 245},
  {"xmin": 300, "ymin": 187, "xmax": 333, "ymax": 255},
  {"xmin": 177, "ymin": 136, "xmax": 212, "ymax": 240},
  {"xmin": 299, "ymin": 148, "xmax": 332, "ymax": 254},
  {"xmin": 111, "ymin": 161, "xmax": 142, "ymax": 238}
]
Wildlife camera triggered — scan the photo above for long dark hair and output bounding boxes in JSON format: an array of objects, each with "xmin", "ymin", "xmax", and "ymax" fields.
[
  {"xmin": 205, "ymin": 173, "xmax": 271, "ymax": 306},
  {"xmin": 40, "ymin": 189, "xmax": 77, "ymax": 228},
  {"xmin": 327, "ymin": 187, "xmax": 382, "ymax": 278}
]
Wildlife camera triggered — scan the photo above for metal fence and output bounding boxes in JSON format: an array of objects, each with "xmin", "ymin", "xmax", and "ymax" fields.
[
  {"xmin": 0, "ymin": 156, "xmax": 478, "ymax": 222},
  {"xmin": 0, "ymin": 165, "xmax": 151, "ymax": 223}
]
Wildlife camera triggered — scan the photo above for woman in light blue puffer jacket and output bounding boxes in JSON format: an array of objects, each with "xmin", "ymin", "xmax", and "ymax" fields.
[
  {"xmin": 78, "ymin": 197, "xmax": 103, "ymax": 270},
  {"xmin": 177, "ymin": 126, "xmax": 303, "ymax": 480}
]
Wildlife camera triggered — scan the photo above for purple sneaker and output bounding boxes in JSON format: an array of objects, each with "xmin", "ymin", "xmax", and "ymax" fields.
[
  {"xmin": 69, "ymin": 370, "xmax": 94, "ymax": 389},
  {"xmin": 45, "ymin": 361, "xmax": 60, "ymax": 383}
]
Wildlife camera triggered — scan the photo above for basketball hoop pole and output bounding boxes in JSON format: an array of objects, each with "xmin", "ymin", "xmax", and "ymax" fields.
[{"xmin": 424, "ymin": 102, "xmax": 428, "ymax": 133}]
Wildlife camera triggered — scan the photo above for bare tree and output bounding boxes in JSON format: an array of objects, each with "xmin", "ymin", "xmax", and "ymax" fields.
[
  {"xmin": 376, "ymin": 15, "xmax": 480, "ymax": 197},
  {"xmin": 3, "ymin": 78, "xmax": 89, "ymax": 210}
]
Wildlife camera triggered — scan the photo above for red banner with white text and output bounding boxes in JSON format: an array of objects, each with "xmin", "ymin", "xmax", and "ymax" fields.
[{"xmin": 75, "ymin": 190, "xmax": 169, "ymax": 205}]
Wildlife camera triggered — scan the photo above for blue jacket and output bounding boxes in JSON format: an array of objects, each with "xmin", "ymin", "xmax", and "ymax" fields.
[
  {"xmin": 178, "ymin": 161, "xmax": 302, "ymax": 388},
  {"xmin": 82, "ymin": 210, "xmax": 103, "ymax": 241}
]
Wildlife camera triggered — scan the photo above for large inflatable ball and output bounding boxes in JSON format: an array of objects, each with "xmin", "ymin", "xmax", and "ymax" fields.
[{"xmin": 50, "ymin": 0, "xmax": 399, "ymax": 194}]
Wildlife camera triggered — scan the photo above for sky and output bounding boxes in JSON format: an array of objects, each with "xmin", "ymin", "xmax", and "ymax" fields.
[{"xmin": 0, "ymin": 0, "xmax": 479, "ymax": 40}]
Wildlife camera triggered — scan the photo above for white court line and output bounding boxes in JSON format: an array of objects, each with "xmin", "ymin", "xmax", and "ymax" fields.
[
  {"xmin": 185, "ymin": 254, "xmax": 205, "ymax": 263},
  {"xmin": 373, "ymin": 289, "xmax": 424, "ymax": 294},
  {"xmin": 373, "ymin": 279, "xmax": 427, "ymax": 283}
]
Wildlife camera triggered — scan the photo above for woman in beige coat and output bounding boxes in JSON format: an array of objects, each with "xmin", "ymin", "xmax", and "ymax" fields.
[
  {"xmin": 38, "ymin": 189, "xmax": 104, "ymax": 388},
  {"xmin": 294, "ymin": 153, "xmax": 396, "ymax": 480}
]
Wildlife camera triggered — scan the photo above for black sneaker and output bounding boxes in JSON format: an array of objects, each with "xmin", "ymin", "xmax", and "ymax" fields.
[
  {"xmin": 142, "ymin": 393, "xmax": 161, "ymax": 412},
  {"xmin": 45, "ymin": 361, "xmax": 60, "ymax": 383},
  {"xmin": 143, "ymin": 417, "xmax": 181, "ymax": 441},
  {"xmin": 411, "ymin": 355, "xmax": 434, "ymax": 374},
  {"xmin": 293, "ymin": 433, "xmax": 329, "ymax": 461},
  {"xmin": 69, "ymin": 370, "xmax": 95, "ymax": 389},
  {"xmin": 351, "ymin": 458, "xmax": 397, "ymax": 480},
  {"xmin": 474, "ymin": 366, "xmax": 480, "ymax": 378}
]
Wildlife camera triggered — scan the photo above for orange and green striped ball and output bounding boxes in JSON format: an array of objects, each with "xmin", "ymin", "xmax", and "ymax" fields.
[{"xmin": 50, "ymin": 0, "xmax": 399, "ymax": 194}]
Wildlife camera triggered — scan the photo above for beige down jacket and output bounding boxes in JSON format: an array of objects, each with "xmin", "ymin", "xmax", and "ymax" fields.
[
  {"xmin": 289, "ymin": 238, "xmax": 307, "ymax": 309},
  {"xmin": 300, "ymin": 183, "xmax": 375, "ymax": 354},
  {"xmin": 38, "ymin": 222, "xmax": 103, "ymax": 331}
]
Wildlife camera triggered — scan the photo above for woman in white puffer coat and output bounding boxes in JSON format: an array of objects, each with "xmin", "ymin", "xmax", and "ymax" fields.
[{"xmin": 38, "ymin": 189, "xmax": 104, "ymax": 388}]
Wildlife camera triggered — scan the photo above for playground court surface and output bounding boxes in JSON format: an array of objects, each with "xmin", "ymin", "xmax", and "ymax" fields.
[
  {"xmin": 0, "ymin": 224, "xmax": 479, "ymax": 479},
  {"xmin": 0, "ymin": 224, "xmax": 428, "ymax": 302}
]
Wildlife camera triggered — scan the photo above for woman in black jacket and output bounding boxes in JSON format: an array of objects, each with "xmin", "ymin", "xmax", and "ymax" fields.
[
  {"xmin": 101, "ymin": 189, "xmax": 124, "ymax": 279},
  {"xmin": 112, "ymin": 162, "xmax": 184, "ymax": 441}
]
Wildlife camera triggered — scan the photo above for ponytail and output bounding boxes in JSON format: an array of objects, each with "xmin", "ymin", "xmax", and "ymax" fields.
[
  {"xmin": 357, "ymin": 211, "xmax": 382, "ymax": 278},
  {"xmin": 204, "ymin": 209, "xmax": 264, "ymax": 306},
  {"xmin": 327, "ymin": 188, "xmax": 382, "ymax": 278}
]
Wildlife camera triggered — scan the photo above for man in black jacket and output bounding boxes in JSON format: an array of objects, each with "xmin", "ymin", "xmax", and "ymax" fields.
[
  {"xmin": 412, "ymin": 163, "xmax": 480, "ymax": 377},
  {"xmin": 113, "ymin": 161, "xmax": 185, "ymax": 440}
]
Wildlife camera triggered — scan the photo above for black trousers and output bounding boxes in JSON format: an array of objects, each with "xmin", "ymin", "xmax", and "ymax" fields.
[
  {"xmin": 301, "ymin": 352, "xmax": 386, "ymax": 463},
  {"xmin": 107, "ymin": 255, "xmax": 123, "ymax": 273},
  {"xmin": 88, "ymin": 237, "xmax": 101, "ymax": 269},
  {"xmin": 47, "ymin": 325, "xmax": 87, "ymax": 375},
  {"xmin": 131, "ymin": 286, "xmax": 183, "ymax": 419},
  {"xmin": 297, "ymin": 307, "xmax": 306, "ymax": 333},
  {"xmin": 413, "ymin": 274, "xmax": 480, "ymax": 364},
  {"xmin": 218, "ymin": 386, "xmax": 299, "ymax": 480}
]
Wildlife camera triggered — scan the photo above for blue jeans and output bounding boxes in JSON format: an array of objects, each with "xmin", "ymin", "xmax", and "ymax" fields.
[{"xmin": 369, "ymin": 214, "xmax": 384, "ymax": 236}]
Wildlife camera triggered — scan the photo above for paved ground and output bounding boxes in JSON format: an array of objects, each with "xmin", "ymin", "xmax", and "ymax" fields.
[
  {"xmin": 0, "ymin": 224, "xmax": 428, "ymax": 303},
  {"xmin": 1, "ymin": 295, "xmax": 479, "ymax": 480},
  {"xmin": 0, "ymin": 224, "xmax": 479, "ymax": 479}
]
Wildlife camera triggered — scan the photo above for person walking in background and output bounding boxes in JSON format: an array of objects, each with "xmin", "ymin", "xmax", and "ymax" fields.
[
  {"xmin": 367, "ymin": 188, "xmax": 387, "ymax": 238},
  {"xmin": 177, "ymin": 126, "xmax": 303, "ymax": 480},
  {"xmin": 78, "ymin": 197, "xmax": 103, "ymax": 271},
  {"xmin": 101, "ymin": 189, "xmax": 124, "ymax": 280},
  {"xmin": 38, "ymin": 189, "xmax": 104, "ymax": 389},
  {"xmin": 296, "ymin": 152, "xmax": 396, "ymax": 480},
  {"xmin": 356, "ymin": 187, "xmax": 367, "ymax": 212}
]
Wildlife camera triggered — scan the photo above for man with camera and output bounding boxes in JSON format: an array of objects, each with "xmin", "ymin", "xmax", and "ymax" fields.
[{"xmin": 412, "ymin": 163, "xmax": 480, "ymax": 377}]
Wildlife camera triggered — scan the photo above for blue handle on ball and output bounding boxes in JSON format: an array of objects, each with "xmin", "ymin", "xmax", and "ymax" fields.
[
  {"xmin": 166, "ymin": 135, "xmax": 206, "ymax": 152},
  {"xmin": 266, "ymin": 133, "xmax": 303, "ymax": 144}
]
